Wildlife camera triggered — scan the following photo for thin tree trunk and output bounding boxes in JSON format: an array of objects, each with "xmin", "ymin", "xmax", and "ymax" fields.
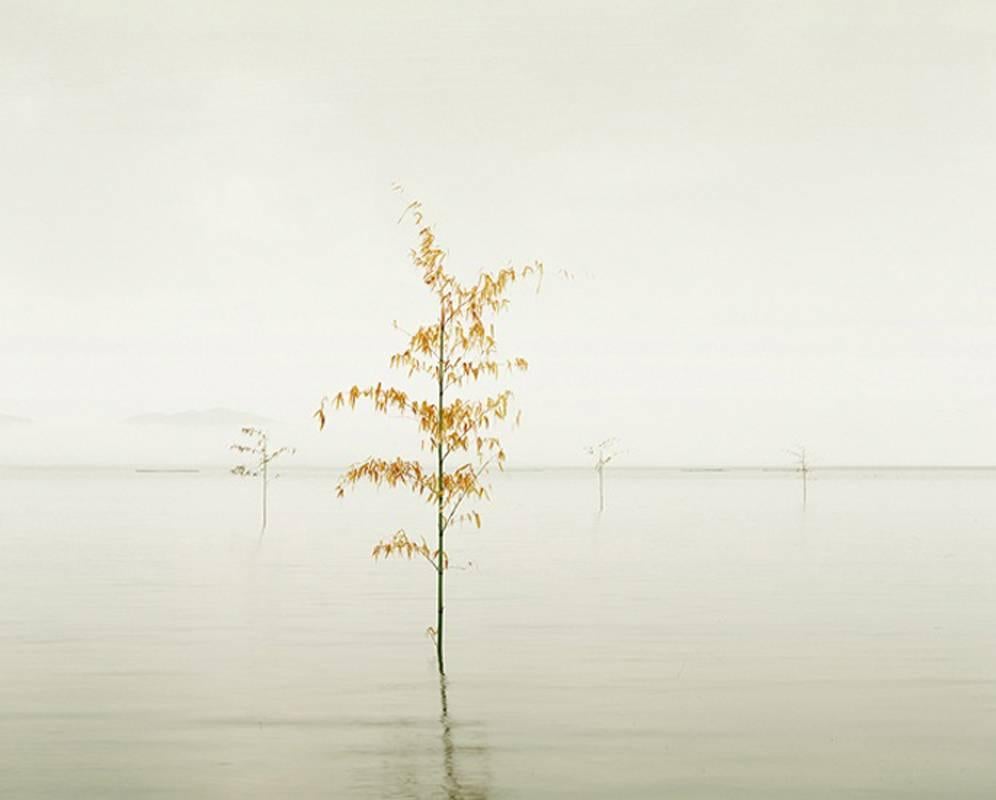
[
  {"xmin": 436, "ymin": 308, "xmax": 446, "ymax": 675},
  {"xmin": 598, "ymin": 462, "xmax": 604, "ymax": 512},
  {"xmin": 262, "ymin": 458, "xmax": 268, "ymax": 532},
  {"xmin": 257, "ymin": 454, "xmax": 269, "ymax": 551}
]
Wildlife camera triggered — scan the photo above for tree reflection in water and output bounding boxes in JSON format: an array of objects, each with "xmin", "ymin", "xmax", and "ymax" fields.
[
  {"xmin": 375, "ymin": 673, "xmax": 490, "ymax": 799},
  {"xmin": 438, "ymin": 673, "xmax": 489, "ymax": 800}
]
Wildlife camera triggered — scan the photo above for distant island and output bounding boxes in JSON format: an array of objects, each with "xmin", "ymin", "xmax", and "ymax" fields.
[
  {"xmin": 0, "ymin": 413, "xmax": 31, "ymax": 425},
  {"xmin": 125, "ymin": 408, "xmax": 273, "ymax": 427}
]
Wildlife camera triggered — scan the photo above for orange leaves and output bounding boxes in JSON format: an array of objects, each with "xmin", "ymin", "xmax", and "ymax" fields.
[
  {"xmin": 315, "ymin": 384, "xmax": 412, "ymax": 428},
  {"xmin": 410, "ymin": 324, "xmax": 442, "ymax": 358},
  {"xmin": 450, "ymin": 261, "xmax": 543, "ymax": 319},
  {"xmin": 337, "ymin": 457, "xmax": 433, "ymax": 499},
  {"xmin": 474, "ymin": 435, "xmax": 502, "ymax": 455},
  {"xmin": 398, "ymin": 198, "xmax": 542, "ymax": 331},
  {"xmin": 390, "ymin": 351, "xmax": 432, "ymax": 377},
  {"xmin": 336, "ymin": 455, "xmax": 494, "ymax": 511},
  {"xmin": 452, "ymin": 510, "xmax": 483, "ymax": 529},
  {"xmin": 389, "ymin": 323, "xmax": 445, "ymax": 378},
  {"xmin": 441, "ymin": 463, "xmax": 490, "ymax": 505},
  {"xmin": 458, "ymin": 359, "xmax": 498, "ymax": 381},
  {"xmin": 317, "ymin": 198, "xmax": 542, "ymax": 578},
  {"xmin": 372, "ymin": 529, "xmax": 448, "ymax": 571}
]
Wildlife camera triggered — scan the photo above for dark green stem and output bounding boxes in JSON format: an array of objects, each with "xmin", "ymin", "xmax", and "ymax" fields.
[{"xmin": 436, "ymin": 307, "xmax": 446, "ymax": 674}]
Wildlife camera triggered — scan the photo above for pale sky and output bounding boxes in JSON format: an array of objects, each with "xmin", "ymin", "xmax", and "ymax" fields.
[{"xmin": 2, "ymin": 1, "xmax": 996, "ymax": 466}]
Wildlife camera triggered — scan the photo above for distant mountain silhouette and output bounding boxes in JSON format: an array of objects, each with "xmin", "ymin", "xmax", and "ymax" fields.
[
  {"xmin": 0, "ymin": 413, "xmax": 31, "ymax": 425},
  {"xmin": 125, "ymin": 408, "xmax": 273, "ymax": 427}
]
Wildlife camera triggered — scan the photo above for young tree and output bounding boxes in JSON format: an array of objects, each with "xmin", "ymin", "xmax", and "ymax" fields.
[
  {"xmin": 788, "ymin": 445, "xmax": 809, "ymax": 506},
  {"xmin": 585, "ymin": 438, "xmax": 617, "ymax": 513},
  {"xmin": 315, "ymin": 200, "xmax": 541, "ymax": 674},
  {"xmin": 231, "ymin": 427, "xmax": 294, "ymax": 546}
]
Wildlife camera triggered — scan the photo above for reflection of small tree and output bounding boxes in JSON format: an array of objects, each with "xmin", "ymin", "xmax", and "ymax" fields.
[
  {"xmin": 585, "ymin": 438, "xmax": 617, "ymax": 513},
  {"xmin": 788, "ymin": 446, "xmax": 809, "ymax": 506},
  {"xmin": 231, "ymin": 427, "xmax": 294, "ymax": 545}
]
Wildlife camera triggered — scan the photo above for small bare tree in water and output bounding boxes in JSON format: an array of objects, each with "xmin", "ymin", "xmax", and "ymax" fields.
[
  {"xmin": 231, "ymin": 427, "xmax": 294, "ymax": 546},
  {"xmin": 788, "ymin": 445, "xmax": 809, "ymax": 506},
  {"xmin": 315, "ymin": 197, "xmax": 542, "ymax": 675},
  {"xmin": 585, "ymin": 438, "xmax": 617, "ymax": 513}
]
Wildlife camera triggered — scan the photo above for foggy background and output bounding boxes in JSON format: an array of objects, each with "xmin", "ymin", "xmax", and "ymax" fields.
[{"xmin": 3, "ymin": 1, "xmax": 995, "ymax": 467}]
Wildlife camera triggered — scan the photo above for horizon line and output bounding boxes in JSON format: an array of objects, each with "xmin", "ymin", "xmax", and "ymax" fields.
[{"xmin": 4, "ymin": 463, "xmax": 996, "ymax": 473}]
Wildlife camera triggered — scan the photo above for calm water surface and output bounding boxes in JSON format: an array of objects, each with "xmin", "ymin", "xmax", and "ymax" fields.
[{"xmin": 1, "ymin": 469, "xmax": 993, "ymax": 797}]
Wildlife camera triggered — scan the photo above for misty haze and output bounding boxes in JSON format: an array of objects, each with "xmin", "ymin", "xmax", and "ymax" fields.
[{"xmin": 3, "ymin": 2, "xmax": 995, "ymax": 798}]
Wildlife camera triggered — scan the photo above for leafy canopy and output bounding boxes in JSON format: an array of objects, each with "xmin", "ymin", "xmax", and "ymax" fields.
[
  {"xmin": 315, "ymin": 200, "xmax": 541, "ymax": 570},
  {"xmin": 231, "ymin": 426, "xmax": 294, "ymax": 477}
]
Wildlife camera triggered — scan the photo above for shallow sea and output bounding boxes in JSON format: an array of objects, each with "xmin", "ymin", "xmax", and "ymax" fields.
[{"xmin": 1, "ymin": 468, "xmax": 993, "ymax": 797}]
